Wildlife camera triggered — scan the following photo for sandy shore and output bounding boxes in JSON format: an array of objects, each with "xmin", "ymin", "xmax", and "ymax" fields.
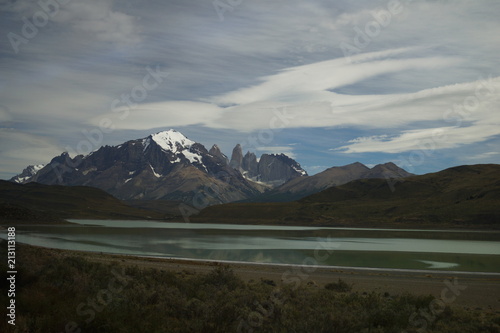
[{"xmin": 39, "ymin": 247, "xmax": 500, "ymax": 313}]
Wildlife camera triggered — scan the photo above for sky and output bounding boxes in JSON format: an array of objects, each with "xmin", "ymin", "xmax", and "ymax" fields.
[{"xmin": 1, "ymin": 0, "xmax": 499, "ymax": 179}]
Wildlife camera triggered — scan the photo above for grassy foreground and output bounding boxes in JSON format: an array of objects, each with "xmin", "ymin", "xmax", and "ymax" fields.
[{"xmin": 1, "ymin": 242, "xmax": 499, "ymax": 333}]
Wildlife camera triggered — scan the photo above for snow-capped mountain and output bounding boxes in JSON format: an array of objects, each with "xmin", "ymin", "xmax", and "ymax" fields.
[{"xmin": 10, "ymin": 129, "xmax": 263, "ymax": 204}]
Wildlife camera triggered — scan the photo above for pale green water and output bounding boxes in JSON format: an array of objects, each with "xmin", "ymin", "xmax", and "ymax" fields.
[{"xmin": 3, "ymin": 220, "xmax": 500, "ymax": 273}]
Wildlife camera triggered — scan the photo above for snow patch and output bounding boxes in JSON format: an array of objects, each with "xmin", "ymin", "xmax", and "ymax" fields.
[
  {"xmin": 183, "ymin": 150, "xmax": 201, "ymax": 164},
  {"xmin": 292, "ymin": 165, "xmax": 307, "ymax": 176},
  {"xmin": 149, "ymin": 164, "xmax": 162, "ymax": 178},
  {"xmin": 15, "ymin": 176, "xmax": 30, "ymax": 183},
  {"xmin": 32, "ymin": 164, "xmax": 45, "ymax": 172},
  {"xmin": 183, "ymin": 151, "xmax": 207, "ymax": 172},
  {"xmin": 142, "ymin": 138, "xmax": 151, "ymax": 151}
]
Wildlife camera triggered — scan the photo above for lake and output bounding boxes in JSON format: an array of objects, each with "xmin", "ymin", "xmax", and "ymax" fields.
[{"xmin": 3, "ymin": 219, "xmax": 500, "ymax": 273}]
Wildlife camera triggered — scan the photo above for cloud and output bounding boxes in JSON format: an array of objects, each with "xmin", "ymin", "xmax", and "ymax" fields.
[
  {"xmin": 335, "ymin": 125, "xmax": 500, "ymax": 154},
  {"xmin": 0, "ymin": 128, "xmax": 62, "ymax": 178},
  {"xmin": 463, "ymin": 151, "xmax": 500, "ymax": 161},
  {"xmin": 255, "ymin": 145, "xmax": 297, "ymax": 159},
  {"xmin": 98, "ymin": 101, "xmax": 223, "ymax": 130},
  {"xmin": 56, "ymin": 1, "xmax": 140, "ymax": 45},
  {"xmin": 210, "ymin": 47, "xmax": 445, "ymax": 105},
  {"xmin": 335, "ymin": 75, "xmax": 500, "ymax": 153},
  {"xmin": 0, "ymin": 105, "xmax": 12, "ymax": 122},
  {"xmin": 3, "ymin": 0, "xmax": 141, "ymax": 46},
  {"xmin": 104, "ymin": 50, "xmax": 496, "ymax": 137}
]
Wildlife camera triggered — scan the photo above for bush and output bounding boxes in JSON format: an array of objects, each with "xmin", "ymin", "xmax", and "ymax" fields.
[{"xmin": 325, "ymin": 278, "xmax": 353, "ymax": 292}]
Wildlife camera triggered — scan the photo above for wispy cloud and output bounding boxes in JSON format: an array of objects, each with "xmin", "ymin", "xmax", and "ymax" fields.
[
  {"xmin": 102, "ymin": 52, "xmax": 497, "ymax": 137},
  {"xmin": 1, "ymin": 0, "xmax": 500, "ymax": 177}
]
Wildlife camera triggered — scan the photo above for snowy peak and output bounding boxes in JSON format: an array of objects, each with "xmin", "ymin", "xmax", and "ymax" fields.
[
  {"xmin": 10, "ymin": 164, "xmax": 45, "ymax": 184},
  {"xmin": 149, "ymin": 129, "xmax": 195, "ymax": 153}
]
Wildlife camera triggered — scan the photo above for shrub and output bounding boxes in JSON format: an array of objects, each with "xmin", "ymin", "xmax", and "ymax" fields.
[{"xmin": 325, "ymin": 278, "xmax": 353, "ymax": 292}]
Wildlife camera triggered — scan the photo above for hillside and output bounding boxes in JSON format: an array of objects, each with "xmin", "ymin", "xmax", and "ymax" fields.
[
  {"xmin": 0, "ymin": 180, "xmax": 172, "ymax": 223},
  {"xmin": 245, "ymin": 162, "xmax": 412, "ymax": 202},
  {"xmin": 193, "ymin": 164, "xmax": 500, "ymax": 228}
]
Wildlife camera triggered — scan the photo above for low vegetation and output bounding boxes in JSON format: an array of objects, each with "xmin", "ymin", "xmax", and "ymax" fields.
[
  {"xmin": 1, "ymin": 241, "xmax": 499, "ymax": 333},
  {"xmin": 324, "ymin": 278, "xmax": 353, "ymax": 292}
]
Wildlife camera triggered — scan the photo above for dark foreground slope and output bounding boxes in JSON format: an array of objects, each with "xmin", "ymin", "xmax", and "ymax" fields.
[
  {"xmin": 2, "ymin": 241, "xmax": 499, "ymax": 333},
  {"xmin": 193, "ymin": 164, "xmax": 500, "ymax": 228},
  {"xmin": 0, "ymin": 180, "xmax": 170, "ymax": 223}
]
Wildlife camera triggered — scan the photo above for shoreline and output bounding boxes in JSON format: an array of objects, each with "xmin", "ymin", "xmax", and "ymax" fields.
[
  {"xmin": 117, "ymin": 253, "xmax": 500, "ymax": 277},
  {"xmin": 2, "ymin": 217, "xmax": 500, "ymax": 231}
]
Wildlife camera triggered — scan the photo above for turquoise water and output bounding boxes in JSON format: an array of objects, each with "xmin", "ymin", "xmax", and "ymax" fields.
[{"xmin": 3, "ymin": 220, "xmax": 500, "ymax": 273}]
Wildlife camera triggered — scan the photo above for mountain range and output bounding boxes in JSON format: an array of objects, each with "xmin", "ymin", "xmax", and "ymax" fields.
[
  {"xmin": 193, "ymin": 164, "xmax": 500, "ymax": 228},
  {"xmin": 4, "ymin": 163, "xmax": 498, "ymax": 229},
  {"xmin": 10, "ymin": 129, "xmax": 412, "ymax": 206}
]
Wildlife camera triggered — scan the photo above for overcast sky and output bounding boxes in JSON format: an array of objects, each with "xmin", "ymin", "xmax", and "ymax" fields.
[{"xmin": 1, "ymin": 0, "xmax": 499, "ymax": 179}]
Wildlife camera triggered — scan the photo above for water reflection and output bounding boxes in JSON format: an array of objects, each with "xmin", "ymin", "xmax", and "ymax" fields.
[{"xmin": 2, "ymin": 220, "xmax": 499, "ymax": 273}]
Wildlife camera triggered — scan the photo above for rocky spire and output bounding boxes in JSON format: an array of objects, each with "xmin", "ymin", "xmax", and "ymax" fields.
[
  {"xmin": 242, "ymin": 151, "xmax": 258, "ymax": 178},
  {"xmin": 209, "ymin": 144, "xmax": 229, "ymax": 165},
  {"xmin": 229, "ymin": 144, "xmax": 243, "ymax": 170}
]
